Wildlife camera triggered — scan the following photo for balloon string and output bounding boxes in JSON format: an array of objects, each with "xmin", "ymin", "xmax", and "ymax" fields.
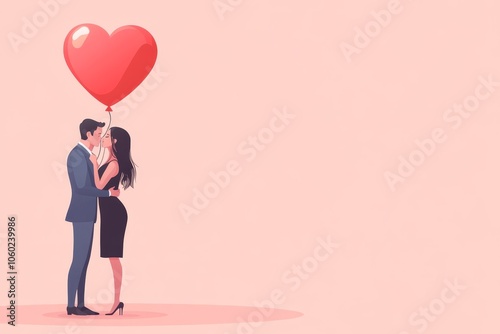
[{"xmin": 96, "ymin": 111, "xmax": 112, "ymax": 166}]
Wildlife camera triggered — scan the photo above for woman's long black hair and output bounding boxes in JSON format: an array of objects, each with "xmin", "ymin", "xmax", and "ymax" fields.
[{"xmin": 110, "ymin": 127, "xmax": 137, "ymax": 190}]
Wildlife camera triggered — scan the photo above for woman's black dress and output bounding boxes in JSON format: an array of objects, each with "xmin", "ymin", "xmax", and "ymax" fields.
[{"xmin": 98, "ymin": 161, "xmax": 127, "ymax": 258}]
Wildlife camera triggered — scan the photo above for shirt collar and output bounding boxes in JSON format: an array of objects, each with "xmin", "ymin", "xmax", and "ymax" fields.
[{"xmin": 78, "ymin": 141, "xmax": 93, "ymax": 155}]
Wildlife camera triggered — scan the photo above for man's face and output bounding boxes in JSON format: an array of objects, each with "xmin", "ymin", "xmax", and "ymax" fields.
[{"xmin": 87, "ymin": 127, "xmax": 103, "ymax": 147}]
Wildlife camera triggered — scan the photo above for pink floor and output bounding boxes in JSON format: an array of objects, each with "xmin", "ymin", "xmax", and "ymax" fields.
[{"xmin": 12, "ymin": 304, "xmax": 303, "ymax": 326}]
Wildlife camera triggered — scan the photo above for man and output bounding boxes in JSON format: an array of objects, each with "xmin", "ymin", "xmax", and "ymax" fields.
[{"xmin": 65, "ymin": 119, "xmax": 120, "ymax": 316}]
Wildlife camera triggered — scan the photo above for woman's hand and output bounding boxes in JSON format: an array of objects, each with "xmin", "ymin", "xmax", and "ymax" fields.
[{"xmin": 89, "ymin": 154, "xmax": 98, "ymax": 166}]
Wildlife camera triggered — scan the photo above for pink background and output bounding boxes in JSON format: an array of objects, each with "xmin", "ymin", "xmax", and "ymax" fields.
[{"xmin": 2, "ymin": 0, "xmax": 500, "ymax": 333}]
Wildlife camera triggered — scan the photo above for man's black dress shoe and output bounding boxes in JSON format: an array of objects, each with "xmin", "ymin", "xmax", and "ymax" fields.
[
  {"xmin": 66, "ymin": 307, "xmax": 87, "ymax": 316},
  {"xmin": 78, "ymin": 306, "xmax": 99, "ymax": 315}
]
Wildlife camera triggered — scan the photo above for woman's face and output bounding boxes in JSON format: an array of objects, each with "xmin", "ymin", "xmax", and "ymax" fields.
[{"xmin": 101, "ymin": 130, "xmax": 114, "ymax": 148}]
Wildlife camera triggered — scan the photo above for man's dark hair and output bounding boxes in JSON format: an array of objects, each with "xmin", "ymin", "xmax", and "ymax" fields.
[{"xmin": 80, "ymin": 119, "xmax": 105, "ymax": 140}]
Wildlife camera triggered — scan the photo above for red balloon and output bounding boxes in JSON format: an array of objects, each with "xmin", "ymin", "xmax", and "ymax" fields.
[{"xmin": 64, "ymin": 24, "xmax": 157, "ymax": 111}]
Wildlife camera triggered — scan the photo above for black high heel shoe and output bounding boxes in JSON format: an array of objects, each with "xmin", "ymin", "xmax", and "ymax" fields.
[{"xmin": 105, "ymin": 302, "xmax": 124, "ymax": 316}]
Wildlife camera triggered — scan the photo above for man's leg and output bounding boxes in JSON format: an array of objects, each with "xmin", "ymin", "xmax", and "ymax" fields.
[
  {"xmin": 77, "ymin": 223, "xmax": 94, "ymax": 308},
  {"xmin": 67, "ymin": 222, "xmax": 94, "ymax": 307}
]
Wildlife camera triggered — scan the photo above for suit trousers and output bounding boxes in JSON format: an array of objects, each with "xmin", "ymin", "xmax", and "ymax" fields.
[{"xmin": 67, "ymin": 222, "xmax": 94, "ymax": 307}]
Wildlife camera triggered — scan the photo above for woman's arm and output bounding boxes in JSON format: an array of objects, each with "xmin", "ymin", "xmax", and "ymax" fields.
[
  {"xmin": 89, "ymin": 155, "xmax": 119, "ymax": 190},
  {"xmin": 71, "ymin": 151, "xmax": 110, "ymax": 197}
]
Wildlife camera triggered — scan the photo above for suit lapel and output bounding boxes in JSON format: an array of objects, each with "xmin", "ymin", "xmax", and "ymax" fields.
[{"xmin": 75, "ymin": 144, "xmax": 95, "ymax": 185}]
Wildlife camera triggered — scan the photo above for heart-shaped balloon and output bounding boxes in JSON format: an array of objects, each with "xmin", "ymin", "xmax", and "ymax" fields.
[{"xmin": 64, "ymin": 24, "xmax": 157, "ymax": 111}]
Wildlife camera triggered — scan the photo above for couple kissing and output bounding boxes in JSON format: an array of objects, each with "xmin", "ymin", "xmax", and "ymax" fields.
[{"xmin": 65, "ymin": 118, "xmax": 136, "ymax": 316}]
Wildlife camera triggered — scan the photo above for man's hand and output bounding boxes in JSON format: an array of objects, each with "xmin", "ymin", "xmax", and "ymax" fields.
[
  {"xmin": 110, "ymin": 187, "xmax": 120, "ymax": 197},
  {"xmin": 89, "ymin": 154, "xmax": 98, "ymax": 166}
]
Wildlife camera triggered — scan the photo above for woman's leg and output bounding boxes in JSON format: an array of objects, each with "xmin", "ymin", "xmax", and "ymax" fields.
[{"xmin": 109, "ymin": 257, "xmax": 122, "ymax": 311}]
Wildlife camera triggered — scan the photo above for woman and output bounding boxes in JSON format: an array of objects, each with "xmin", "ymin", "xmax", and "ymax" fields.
[{"xmin": 89, "ymin": 127, "xmax": 136, "ymax": 316}]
